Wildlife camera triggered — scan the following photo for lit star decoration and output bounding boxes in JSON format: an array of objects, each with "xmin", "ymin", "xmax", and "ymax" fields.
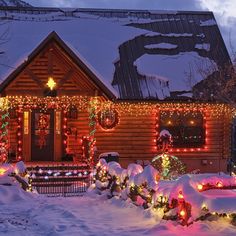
[{"xmin": 47, "ymin": 77, "xmax": 56, "ymax": 90}]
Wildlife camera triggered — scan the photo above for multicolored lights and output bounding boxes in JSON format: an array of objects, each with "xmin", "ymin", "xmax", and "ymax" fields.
[{"xmin": 0, "ymin": 95, "xmax": 234, "ymax": 164}]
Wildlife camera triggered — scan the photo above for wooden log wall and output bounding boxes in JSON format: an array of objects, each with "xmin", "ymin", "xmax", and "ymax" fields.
[
  {"xmin": 95, "ymin": 112, "xmax": 157, "ymax": 167},
  {"xmin": 66, "ymin": 108, "xmax": 231, "ymax": 173},
  {"xmin": 67, "ymin": 110, "xmax": 90, "ymax": 158}
]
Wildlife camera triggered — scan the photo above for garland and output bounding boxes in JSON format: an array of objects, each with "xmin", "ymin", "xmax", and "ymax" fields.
[
  {"xmin": 0, "ymin": 98, "xmax": 9, "ymax": 162},
  {"xmin": 88, "ymin": 97, "xmax": 98, "ymax": 166}
]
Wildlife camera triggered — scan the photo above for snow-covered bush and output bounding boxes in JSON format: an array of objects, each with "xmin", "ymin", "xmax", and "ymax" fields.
[
  {"xmin": 94, "ymin": 159, "xmax": 236, "ymax": 226},
  {"xmin": 128, "ymin": 165, "xmax": 160, "ymax": 208},
  {"xmin": 15, "ymin": 161, "xmax": 27, "ymax": 176},
  {"xmin": 94, "ymin": 159, "xmax": 109, "ymax": 190}
]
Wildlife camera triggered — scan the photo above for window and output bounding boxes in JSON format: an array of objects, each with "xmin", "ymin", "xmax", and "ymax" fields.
[
  {"xmin": 23, "ymin": 111, "xmax": 29, "ymax": 135},
  {"xmin": 159, "ymin": 111, "xmax": 205, "ymax": 148}
]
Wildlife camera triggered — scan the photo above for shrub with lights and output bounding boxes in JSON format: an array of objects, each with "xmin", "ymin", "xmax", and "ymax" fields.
[
  {"xmin": 152, "ymin": 129, "xmax": 186, "ymax": 180},
  {"xmin": 152, "ymin": 153, "xmax": 186, "ymax": 180},
  {"xmin": 94, "ymin": 159, "xmax": 110, "ymax": 191},
  {"xmin": 128, "ymin": 165, "xmax": 159, "ymax": 208},
  {"xmin": 94, "ymin": 159, "xmax": 128, "ymax": 197}
]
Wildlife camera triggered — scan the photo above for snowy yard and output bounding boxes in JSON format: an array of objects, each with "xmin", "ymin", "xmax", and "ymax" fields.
[
  {"xmin": 0, "ymin": 161, "xmax": 235, "ymax": 235},
  {"xmin": 0, "ymin": 184, "xmax": 236, "ymax": 236}
]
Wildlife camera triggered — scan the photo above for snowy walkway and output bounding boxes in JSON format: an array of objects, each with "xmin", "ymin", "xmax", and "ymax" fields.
[
  {"xmin": 0, "ymin": 188, "xmax": 235, "ymax": 236},
  {"xmin": 0, "ymin": 191, "xmax": 156, "ymax": 236}
]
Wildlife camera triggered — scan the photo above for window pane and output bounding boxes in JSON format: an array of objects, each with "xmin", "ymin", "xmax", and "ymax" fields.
[{"xmin": 159, "ymin": 111, "xmax": 205, "ymax": 148}]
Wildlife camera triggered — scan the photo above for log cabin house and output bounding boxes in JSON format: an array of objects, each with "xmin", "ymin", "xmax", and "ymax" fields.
[{"xmin": 0, "ymin": 6, "xmax": 234, "ymax": 172}]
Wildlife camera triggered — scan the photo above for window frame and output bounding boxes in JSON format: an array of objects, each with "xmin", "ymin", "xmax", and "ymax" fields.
[{"xmin": 159, "ymin": 111, "xmax": 206, "ymax": 148}]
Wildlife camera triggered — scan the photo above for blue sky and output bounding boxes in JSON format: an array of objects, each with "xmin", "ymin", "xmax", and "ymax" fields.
[{"xmin": 26, "ymin": 0, "xmax": 236, "ymax": 58}]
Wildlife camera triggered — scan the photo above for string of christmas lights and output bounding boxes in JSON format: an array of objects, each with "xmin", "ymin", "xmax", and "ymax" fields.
[
  {"xmin": 6, "ymin": 96, "xmax": 90, "ymax": 111},
  {"xmin": 88, "ymin": 97, "xmax": 98, "ymax": 165},
  {"xmin": 0, "ymin": 98, "xmax": 9, "ymax": 162},
  {"xmin": 16, "ymin": 106, "xmax": 23, "ymax": 161}
]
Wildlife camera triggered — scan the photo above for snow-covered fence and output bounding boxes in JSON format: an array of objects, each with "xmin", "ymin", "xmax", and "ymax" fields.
[
  {"xmin": 94, "ymin": 159, "xmax": 236, "ymax": 226},
  {"xmin": 27, "ymin": 164, "xmax": 93, "ymax": 197}
]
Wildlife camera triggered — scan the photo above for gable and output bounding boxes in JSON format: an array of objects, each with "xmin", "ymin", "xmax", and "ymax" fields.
[{"xmin": 0, "ymin": 32, "xmax": 116, "ymax": 99}]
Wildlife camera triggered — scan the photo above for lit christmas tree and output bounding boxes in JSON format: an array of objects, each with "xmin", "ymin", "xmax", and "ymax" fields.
[{"xmin": 152, "ymin": 129, "xmax": 186, "ymax": 179}]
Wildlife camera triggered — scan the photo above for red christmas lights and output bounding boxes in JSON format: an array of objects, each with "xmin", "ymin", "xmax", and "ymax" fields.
[{"xmin": 16, "ymin": 107, "xmax": 23, "ymax": 161}]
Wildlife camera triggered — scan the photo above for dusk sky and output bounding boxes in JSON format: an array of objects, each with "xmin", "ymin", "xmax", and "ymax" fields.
[{"xmin": 25, "ymin": 0, "xmax": 236, "ymax": 58}]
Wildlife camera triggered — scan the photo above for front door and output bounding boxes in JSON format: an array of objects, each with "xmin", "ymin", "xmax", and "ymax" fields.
[{"xmin": 31, "ymin": 110, "xmax": 54, "ymax": 161}]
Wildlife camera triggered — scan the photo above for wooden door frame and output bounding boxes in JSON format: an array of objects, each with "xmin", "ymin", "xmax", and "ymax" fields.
[
  {"xmin": 54, "ymin": 110, "xmax": 62, "ymax": 161},
  {"xmin": 22, "ymin": 109, "xmax": 62, "ymax": 161},
  {"xmin": 31, "ymin": 110, "xmax": 54, "ymax": 161},
  {"xmin": 23, "ymin": 110, "xmax": 31, "ymax": 162}
]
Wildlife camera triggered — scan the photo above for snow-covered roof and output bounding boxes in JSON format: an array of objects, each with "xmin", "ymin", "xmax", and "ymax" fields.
[
  {"xmin": 0, "ymin": 0, "xmax": 31, "ymax": 7},
  {"xmin": 0, "ymin": 7, "xmax": 230, "ymax": 100}
]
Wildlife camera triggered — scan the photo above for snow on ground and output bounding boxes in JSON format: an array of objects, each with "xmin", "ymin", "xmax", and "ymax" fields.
[
  {"xmin": 0, "ymin": 187, "xmax": 235, "ymax": 236},
  {"xmin": 0, "ymin": 175, "xmax": 235, "ymax": 236},
  {"xmin": 0, "ymin": 184, "xmax": 156, "ymax": 236}
]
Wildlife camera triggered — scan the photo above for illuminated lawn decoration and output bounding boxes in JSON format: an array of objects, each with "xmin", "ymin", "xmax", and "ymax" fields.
[
  {"xmin": 152, "ymin": 153, "xmax": 186, "ymax": 180},
  {"xmin": 152, "ymin": 129, "xmax": 186, "ymax": 179}
]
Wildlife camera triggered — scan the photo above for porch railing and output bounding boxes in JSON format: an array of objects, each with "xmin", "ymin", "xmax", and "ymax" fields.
[{"xmin": 27, "ymin": 163, "xmax": 94, "ymax": 197}]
